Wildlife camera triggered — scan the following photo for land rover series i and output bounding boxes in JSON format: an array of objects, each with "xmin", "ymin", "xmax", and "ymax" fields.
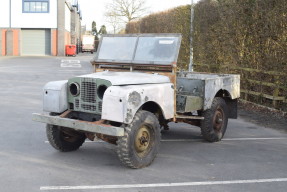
[{"xmin": 33, "ymin": 34, "xmax": 240, "ymax": 168}]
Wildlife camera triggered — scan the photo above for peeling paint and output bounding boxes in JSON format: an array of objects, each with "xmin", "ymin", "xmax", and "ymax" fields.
[
  {"xmin": 125, "ymin": 109, "xmax": 133, "ymax": 122},
  {"xmin": 102, "ymin": 83, "xmax": 175, "ymax": 124},
  {"xmin": 177, "ymin": 72, "xmax": 240, "ymax": 110},
  {"xmin": 128, "ymin": 91, "xmax": 141, "ymax": 107},
  {"xmin": 144, "ymin": 96, "xmax": 149, "ymax": 102}
]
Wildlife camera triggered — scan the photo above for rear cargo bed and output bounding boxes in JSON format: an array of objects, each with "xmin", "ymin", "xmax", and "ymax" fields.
[{"xmin": 176, "ymin": 72, "xmax": 240, "ymax": 111}]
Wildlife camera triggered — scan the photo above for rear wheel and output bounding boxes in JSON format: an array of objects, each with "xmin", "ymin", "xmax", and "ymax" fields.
[
  {"xmin": 116, "ymin": 110, "xmax": 161, "ymax": 169},
  {"xmin": 201, "ymin": 97, "xmax": 228, "ymax": 142},
  {"xmin": 46, "ymin": 124, "xmax": 86, "ymax": 152}
]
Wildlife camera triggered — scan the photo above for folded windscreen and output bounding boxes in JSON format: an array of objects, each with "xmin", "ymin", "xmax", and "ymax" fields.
[{"xmin": 95, "ymin": 34, "xmax": 182, "ymax": 65}]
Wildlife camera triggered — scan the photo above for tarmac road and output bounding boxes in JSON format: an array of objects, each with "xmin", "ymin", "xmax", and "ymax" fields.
[{"xmin": 0, "ymin": 55, "xmax": 287, "ymax": 192}]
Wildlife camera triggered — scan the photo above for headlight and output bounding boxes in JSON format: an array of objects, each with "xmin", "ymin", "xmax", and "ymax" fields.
[
  {"xmin": 97, "ymin": 85, "xmax": 108, "ymax": 99},
  {"xmin": 69, "ymin": 82, "xmax": 80, "ymax": 96}
]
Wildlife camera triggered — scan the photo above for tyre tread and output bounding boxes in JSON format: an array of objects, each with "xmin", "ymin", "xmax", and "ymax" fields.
[
  {"xmin": 46, "ymin": 124, "xmax": 86, "ymax": 152},
  {"xmin": 201, "ymin": 97, "xmax": 228, "ymax": 142},
  {"xmin": 116, "ymin": 110, "xmax": 160, "ymax": 169}
]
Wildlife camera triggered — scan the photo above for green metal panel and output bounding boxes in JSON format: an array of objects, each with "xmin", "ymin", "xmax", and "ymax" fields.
[
  {"xmin": 176, "ymin": 77, "xmax": 205, "ymax": 113},
  {"xmin": 185, "ymin": 96, "xmax": 203, "ymax": 112},
  {"xmin": 176, "ymin": 77, "xmax": 205, "ymax": 97},
  {"xmin": 176, "ymin": 95, "xmax": 203, "ymax": 113},
  {"xmin": 67, "ymin": 77, "xmax": 112, "ymax": 115}
]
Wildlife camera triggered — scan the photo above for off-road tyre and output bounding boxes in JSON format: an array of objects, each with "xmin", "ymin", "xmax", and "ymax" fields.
[
  {"xmin": 201, "ymin": 97, "xmax": 228, "ymax": 142},
  {"xmin": 46, "ymin": 124, "xmax": 86, "ymax": 152},
  {"xmin": 116, "ymin": 110, "xmax": 161, "ymax": 169}
]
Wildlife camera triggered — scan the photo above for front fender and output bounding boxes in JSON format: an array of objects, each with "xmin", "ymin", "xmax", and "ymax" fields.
[
  {"xmin": 102, "ymin": 83, "xmax": 174, "ymax": 124},
  {"xmin": 43, "ymin": 80, "xmax": 68, "ymax": 113}
]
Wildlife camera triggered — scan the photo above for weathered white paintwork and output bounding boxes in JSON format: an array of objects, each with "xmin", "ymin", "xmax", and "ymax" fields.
[
  {"xmin": 102, "ymin": 83, "xmax": 174, "ymax": 124},
  {"xmin": 203, "ymin": 75, "xmax": 240, "ymax": 110},
  {"xmin": 180, "ymin": 73, "xmax": 240, "ymax": 110},
  {"xmin": 43, "ymin": 80, "xmax": 68, "ymax": 113},
  {"xmin": 41, "ymin": 72, "xmax": 175, "ymax": 124},
  {"xmin": 80, "ymin": 71, "xmax": 170, "ymax": 86}
]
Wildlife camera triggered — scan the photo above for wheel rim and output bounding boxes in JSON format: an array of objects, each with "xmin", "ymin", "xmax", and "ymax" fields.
[
  {"xmin": 134, "ymin": 125, "xmax": 151, "ymax": 157},
  {"xmin": 213, "ymin": 107, "xmax": 224, "ymax": 132}
]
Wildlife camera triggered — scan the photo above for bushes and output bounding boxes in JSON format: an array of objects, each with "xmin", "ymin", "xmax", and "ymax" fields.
[
  {"xmin": 125, "ymin": 0, "xmax": 286, "ymax": 111},
  {"xmin": 126, "ymin": 5, "xmax": 191, "ymax": 69},
  {"xmin": 193, "ymin": 0, "xmax": 286, "ymax": 72},
  {"xmin": 193, "ymin": 0, "xmax": 286, "ymax": 111}
]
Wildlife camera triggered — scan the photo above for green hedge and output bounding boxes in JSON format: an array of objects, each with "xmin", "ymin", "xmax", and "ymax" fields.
[
  {"xmin": 126, "ymin": 5, "xmax": 191, "ymax": 69},
  {"xmin": 125, "ymin": 0, "xmax": 286, "ymax": 111},
  {"xmin": 193, "ymin": 0, "xmax": 286, "ymax": 111},
  {"xmin": 193, "ymin": 0, "xmax": 286, "ymax": 72}
]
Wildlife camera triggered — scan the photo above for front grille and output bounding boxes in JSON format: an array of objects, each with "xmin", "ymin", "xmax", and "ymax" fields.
[
  {"xmin": 70, "ymin": 78, "xmax": 106, "ymax": 114},
  {"xmin": 75, "ymin": 99, "xmax": 79, "ymax": 108},
  {"xmin": 82, "ymin": 104, "xmax": 97, "ymax": 111},
  {"xmin": 98, "ymin": 102, "xmax": 102, "ymax": 112},
  {"xmin": 81, "ymin": 78, "xmax": 97, "ymax": 103}
]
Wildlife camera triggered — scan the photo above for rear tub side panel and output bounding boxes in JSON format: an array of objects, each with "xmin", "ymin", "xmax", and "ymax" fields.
[
  {"xmin": 102, "ymin": 83, "xmax": 174, "ymax": 124},
  {"xmin": 204, "ymin": 75, "xmax": 240, "ymax": 110},
  {"xmin": 176, "ymin": 73, "xmax": 240, "ymax": 111}
]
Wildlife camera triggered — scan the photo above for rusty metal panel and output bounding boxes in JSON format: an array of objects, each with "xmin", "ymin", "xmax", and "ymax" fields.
[{"xmin": 32, "ymin": 113, "xmax": 124, "ymax": 136}]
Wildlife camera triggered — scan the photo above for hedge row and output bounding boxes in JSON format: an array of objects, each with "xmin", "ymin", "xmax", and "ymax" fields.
[
  {"xmin": 125, "ymin": 0, "xmax": 286, "ymax": 111},
  {"xmin": 194, "ymin": 0, "xmax": 286, "ymax": 71},
  {"xmin": 193, "ymin": 0, "xmax": 286, "ymax": 111},
  {"xmin": 126, "ymin": 5, "xmax": 191, "ymax": 69}
]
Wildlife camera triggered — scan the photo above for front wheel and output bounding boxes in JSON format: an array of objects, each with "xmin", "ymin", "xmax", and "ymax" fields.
[
  {"xmin": 200, "ymin": 97, "xmax": 228, "ymax": 142},
  {"xmin": 116, "ymin": 110, "xmax": 161, "ymax": 169},
  {"xmin": 46, "ymin": 124, "xmax": 86, "ymax": 152}
]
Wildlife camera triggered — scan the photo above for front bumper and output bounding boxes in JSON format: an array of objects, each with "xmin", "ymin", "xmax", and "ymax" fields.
[{"xmin": 32, "ymin": 113, "xmax": 124, "ymax": 137}]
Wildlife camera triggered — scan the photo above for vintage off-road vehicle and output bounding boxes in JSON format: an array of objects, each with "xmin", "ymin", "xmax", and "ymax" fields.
[{"xmin": 33, "ymin": 34, "xmax": 240, "ymax": 168}]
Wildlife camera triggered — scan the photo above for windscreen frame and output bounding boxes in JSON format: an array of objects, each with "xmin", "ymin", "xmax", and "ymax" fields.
[{"xmin": 94, "ymin": 33, "xmax": 182, "ymax": 66}]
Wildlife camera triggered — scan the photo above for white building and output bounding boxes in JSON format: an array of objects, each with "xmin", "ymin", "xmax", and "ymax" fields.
[{"xmin": 0, "ymin": 0, "xmax": 82, "ymax": 56}]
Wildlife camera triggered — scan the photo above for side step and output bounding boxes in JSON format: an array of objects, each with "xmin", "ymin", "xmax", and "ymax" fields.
[{"xmin": 175, "ymin": 115, "xmax": 204, "ymax": 120}]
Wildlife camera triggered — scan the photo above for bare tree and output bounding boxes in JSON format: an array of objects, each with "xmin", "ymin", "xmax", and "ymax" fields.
[
  {"xmin": 105, "ymin": 0, "xmax": 148, "ymax": 24},
  {"xmin": 105, "ymin": 11, "xmax": 124, "ymax": 34}
]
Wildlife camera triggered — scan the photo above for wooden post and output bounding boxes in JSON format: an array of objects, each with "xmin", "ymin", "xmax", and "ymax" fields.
[{"xmin": 273, "ymin": 76, "xmax": 280, "ymax": 108}]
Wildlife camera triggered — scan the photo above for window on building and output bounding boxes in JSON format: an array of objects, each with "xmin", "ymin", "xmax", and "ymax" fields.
[{"xmin": 23, "ymin": 0, "xmax": 49, "ymax": 13}]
